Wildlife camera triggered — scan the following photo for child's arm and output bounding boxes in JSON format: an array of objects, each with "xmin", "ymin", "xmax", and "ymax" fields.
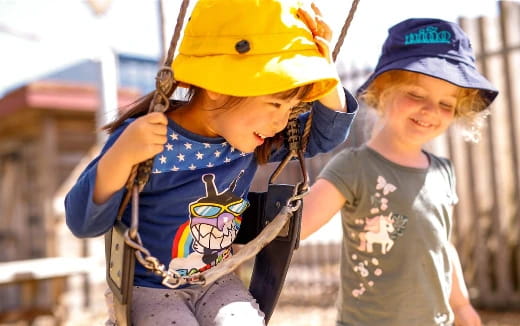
[
  {"xmin": 94, "ymin": 112, "xmax": 168, "ymax": 204},
  {"xmin": 318, "ymin": 83, "xmax": 347, "ymax": 113},
  {"xmin": 297, "ymin": 4, "xmax": 347, "ymax": 113},
  {"xmin": 65, "ymin": 112, "xmax": 168, "ymax": 238},
  {"xmin": 301, "ymin": 178, "xmax": 346, "ymax": 239},
  {"xmin": 448, "ymin": 243, "xmax": 482, "ymax": 326}
]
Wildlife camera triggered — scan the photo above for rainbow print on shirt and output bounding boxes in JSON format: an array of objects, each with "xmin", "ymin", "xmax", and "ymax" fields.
[{"xmin": 171, "ymin": 220, "xmax": 193, "ymax": 258}]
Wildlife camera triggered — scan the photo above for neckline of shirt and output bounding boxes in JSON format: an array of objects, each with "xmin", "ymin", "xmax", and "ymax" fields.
[
  {"xmin": 167, "ymin": 117, "xmax": 226, "ymax": 144},
  {"xmin": 362, "ymin": 145, "xmax": 432, "ymax": 174}
]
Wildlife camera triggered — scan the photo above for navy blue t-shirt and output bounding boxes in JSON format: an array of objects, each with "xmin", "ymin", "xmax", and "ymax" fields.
[{"xmin": 65, "ymin": 92, "xmax": 357, "ymax": 288}]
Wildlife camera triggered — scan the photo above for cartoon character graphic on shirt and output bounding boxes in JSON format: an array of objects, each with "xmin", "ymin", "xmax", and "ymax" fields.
[
  {"xmin": 351, "ymin": 175, "xmax": 408, "ymax": 298},
  {"xmin": 358, "ymin": 213, "xmax": 396, "ymax": 254},
  {"xmin": 169, "ymin": 172, "xmax": 249, "ymax": 276}
]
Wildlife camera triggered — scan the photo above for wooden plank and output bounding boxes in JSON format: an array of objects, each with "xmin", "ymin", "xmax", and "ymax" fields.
[
  {"xmin": 499, "ymin": 1, "xmax": 520, "ymax": 303},
  {"xmin": 479, "ymin": 14, "xmax": 515, "ymax": 303},
  {"xmin": 0, "ymin": 257, "xmax": 96, "ymax": 285},
  {"xmin": 0, "ymin": 109, "xmax": 41, "ymax": 139},
  {"xmin": 444, "ymin": 126, "xmax": 481, "ymax": 290},
  {"xmin": 456, "ymin": 16, "xmax": 495, "ymax": 306},
  {"xmin": 40, "ymin": 116, "xmax": 58, "ymax": 257},
  {"xmin": 0, "ymin": 154, "xmax": 25, "ymax": 261}
]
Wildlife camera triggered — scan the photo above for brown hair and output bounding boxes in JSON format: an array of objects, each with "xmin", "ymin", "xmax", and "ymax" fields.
[{"xmin": 103, "ymin": 84, "xmax": 314, "ymax": 164}]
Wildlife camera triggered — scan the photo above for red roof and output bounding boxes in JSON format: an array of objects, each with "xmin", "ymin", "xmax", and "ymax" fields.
[{"xmin": 0, "ymin": 81, "xmax": 141, "ymax": 118}]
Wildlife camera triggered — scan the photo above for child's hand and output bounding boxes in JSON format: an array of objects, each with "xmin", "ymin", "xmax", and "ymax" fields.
[
  {"xmin": 453, "ymin": 303, "xmax": 481, "ymax": 326},
  {"xmin": 297, "ymin": 3, "xmax": 333, "ymax": 62},
  {"xmin": 113, "ymin": 112, "xmax": 168, "ymax": 166}
]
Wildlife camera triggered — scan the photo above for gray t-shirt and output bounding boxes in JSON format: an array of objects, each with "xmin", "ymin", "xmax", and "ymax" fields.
[{"xmin": 319, "ymin": 145, "xmax": 458, "ymax": 326}]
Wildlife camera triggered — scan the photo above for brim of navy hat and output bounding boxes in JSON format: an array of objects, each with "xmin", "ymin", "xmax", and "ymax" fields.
[{"xmin": 357, "ymin": 56, "xmax": 498, "ymax": 108}]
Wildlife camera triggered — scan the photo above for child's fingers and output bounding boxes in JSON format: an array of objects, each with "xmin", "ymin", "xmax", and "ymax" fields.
[
  {"xmin": 149, "ymin": 122, "xmax": 168, "ymax": 137},
  {"xmin": 297, "ymin": 6, "xmax": 332, "ymax": 42},
  {"xmin": 148, "ymin": 143, "xmax": 166, "ymax": 156},
  {"xmin": 297, "ymin": 8, "xmax": 317, "ymax": 34},
  {"xmin": 314, "ymin": 36, "xmax": 331, "ymax": 61},
  {"xmin": 145, "ymin": 112, "xmax": 168, "ymax": 125},
  {"xmin": 315, "ymin": 16, "xmax": 332, "ymax": 41},
  {"xmin": 311, "ymin": 2, "xmax": 323, "ymax": 17},
  {"xmin": 140, "ymin": 112, "xmax": 168, "ymax": 137},
  {"xmin": 151, "ymin": 133, "xmax": 168, "ymax": 147}
]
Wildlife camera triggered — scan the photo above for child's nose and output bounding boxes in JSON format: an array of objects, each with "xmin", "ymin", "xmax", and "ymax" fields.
[{"xmin": 420, "ymin": 101, "xmax": 437, "ymax": 114}]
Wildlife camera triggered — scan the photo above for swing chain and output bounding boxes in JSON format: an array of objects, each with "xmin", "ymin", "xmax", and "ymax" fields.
[
  {"xmin": 288, "ymin": 181, "xmax": 309, "ymax": 206},
  {"xmin": 124, "ymin": 180, "xmax": 205, "ymax": 288},
  {"xmin": 269, "ymin": 115, "xmax": 309, "ymax": 192},
  {"xmin": 149, "ymin": 66, "xmax": 175, "ymax": 114},
  {"xmin": 123, "ymin": 222, "xmax": 206, "ymax": 288}
]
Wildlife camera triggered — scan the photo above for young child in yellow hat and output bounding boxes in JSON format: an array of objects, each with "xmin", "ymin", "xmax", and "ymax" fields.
[
  {"xmin": 64, "ymin": 0, "xmax": 358, "ymax": 325},
  {"xmin": 301, "ymin": 18, "xmax": 498, "ymax": 326}
]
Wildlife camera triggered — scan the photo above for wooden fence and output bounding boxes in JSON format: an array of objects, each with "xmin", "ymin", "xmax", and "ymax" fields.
[{"xmin": 440, "ymin": 1, "xmax": 520, "ymax": 308}]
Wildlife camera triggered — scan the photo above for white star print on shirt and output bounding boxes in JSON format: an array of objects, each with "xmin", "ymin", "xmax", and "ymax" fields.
[{"xmin": 152, "ymin": 126, "xmax": 251, "ymax": 173}]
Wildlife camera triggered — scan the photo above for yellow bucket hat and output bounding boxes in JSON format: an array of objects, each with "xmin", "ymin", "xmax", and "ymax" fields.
[{"xmin": 172, "ymin": 0, "xmax": 339, "ymax": 102}]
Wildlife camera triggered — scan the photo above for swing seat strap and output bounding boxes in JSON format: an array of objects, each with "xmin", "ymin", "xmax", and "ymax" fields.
[
  {"xmin": 105, "ymin": 220, "xmax": 135, "ymax": 326},
  {"xmin": 235, "ymin": 183, "xmax": 303, "ymax": 323}
]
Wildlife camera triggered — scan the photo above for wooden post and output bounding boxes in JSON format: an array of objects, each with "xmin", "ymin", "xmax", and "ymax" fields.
[
  {"xmin": 41, "ymin": 116, "xmax": 58, "ymax": 257},
  {"xmin": 498, "ymin": 0, "xmax": 520, "ymax": 304}
]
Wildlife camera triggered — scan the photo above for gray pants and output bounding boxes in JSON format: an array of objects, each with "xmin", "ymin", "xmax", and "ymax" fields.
[{"xmin": 105, "ymin": 273, "xmax": 265, "ymax": 326}]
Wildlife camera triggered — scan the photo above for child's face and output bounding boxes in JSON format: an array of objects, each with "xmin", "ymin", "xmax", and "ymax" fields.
[
  {"xmin": 379, "ymin": 74, "xmax": 458, "ymax": 146},
  {"xmin": 208, "ymin": 94, "xmax": 302, "ymax": 153}
]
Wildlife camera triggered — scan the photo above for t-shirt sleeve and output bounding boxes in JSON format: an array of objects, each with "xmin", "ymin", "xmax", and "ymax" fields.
[
  {"xmin": 302, "ymin": 88, "xmax": 358, "ymax": 156},
  {"xmin": 447, "ymin": 159, "xmax": 459, "ymax": 206},
  {"xmin": 64, "ymin": 121, "xmax": 131, "ymax": 238},
  {"xmin": 268, "ymin": 88, "xmax": 358, "ymax": 162},
  {"xmin": 317, "ymin": 148, "xmax": 359, "ymax": 206},
  {"xmin": 437, "ymin": 156, "xmax": 458, "ymax": 206}
]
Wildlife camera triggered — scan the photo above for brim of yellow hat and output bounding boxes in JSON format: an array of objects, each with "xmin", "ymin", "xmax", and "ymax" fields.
[{"xmin": 173, "ymin": 49, "xmax": 339, "ymax": 102}]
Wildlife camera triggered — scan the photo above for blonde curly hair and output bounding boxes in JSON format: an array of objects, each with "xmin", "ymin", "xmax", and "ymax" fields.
[{"xmin": 358, "ymin": 70, "xmax": 490, "ymax": 142}]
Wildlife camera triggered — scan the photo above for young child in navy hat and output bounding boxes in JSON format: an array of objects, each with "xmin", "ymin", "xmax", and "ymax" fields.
[{"xmin": 301, "ymin": 18, "xmax": 498, "ymax": 326}]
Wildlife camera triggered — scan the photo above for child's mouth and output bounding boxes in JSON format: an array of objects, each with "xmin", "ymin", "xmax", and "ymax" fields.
[
  {"xmin": 411, "ymin": 118, "xmax": 432, "ymax": 128},
  {"xmin": 254, "ymin": 131, "xmax": 267, "ymax": 139}
]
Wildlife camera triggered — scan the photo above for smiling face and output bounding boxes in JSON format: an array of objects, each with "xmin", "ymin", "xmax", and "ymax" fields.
[
  {"xmin": 168, "ymin": 86, "xmax": 310, "ymax": 154},
  {"xmin": 205, "ymin": 92, "xmax": 304, "ymax": 153},
  {"xmin": 375, "ymin": 73, "xmax": 458, "ymax": 149}
]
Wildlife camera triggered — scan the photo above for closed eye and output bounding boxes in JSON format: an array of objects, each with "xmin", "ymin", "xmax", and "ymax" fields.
[
  {"xmin": 269, "ymin": 102, "xmax": 282, "ymax": 109},
  {"xmin": 440, "ymin": 102, "xmax": 455, "ymax": 111},
  {"xmin": 407, "ymin": 92, "xmax": 424, "ymax": 100}
]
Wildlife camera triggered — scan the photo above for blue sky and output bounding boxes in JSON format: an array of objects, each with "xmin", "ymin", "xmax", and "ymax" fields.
[{"xmin": 0, "ymin": 0, "xmax": 500, "ymax": 95}]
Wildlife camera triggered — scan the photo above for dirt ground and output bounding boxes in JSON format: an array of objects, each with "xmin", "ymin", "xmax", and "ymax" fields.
[
  {"xmin": 57, "ymin": 305, "xmax": 519, "ymax": 326},
  {"xmin": 270, "ymin": 306, "xmax": 520, "ymax": 326}
]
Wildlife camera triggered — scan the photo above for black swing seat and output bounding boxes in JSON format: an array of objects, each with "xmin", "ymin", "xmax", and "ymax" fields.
[{"xmin": 235, "ymin": 183, "xmax": 302, "ymax": 323}]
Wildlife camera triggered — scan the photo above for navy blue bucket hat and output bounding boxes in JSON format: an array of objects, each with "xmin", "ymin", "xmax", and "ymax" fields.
[{"xmin": 357, "ymin": 18, "xmax": 498, "ymax": 108}]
